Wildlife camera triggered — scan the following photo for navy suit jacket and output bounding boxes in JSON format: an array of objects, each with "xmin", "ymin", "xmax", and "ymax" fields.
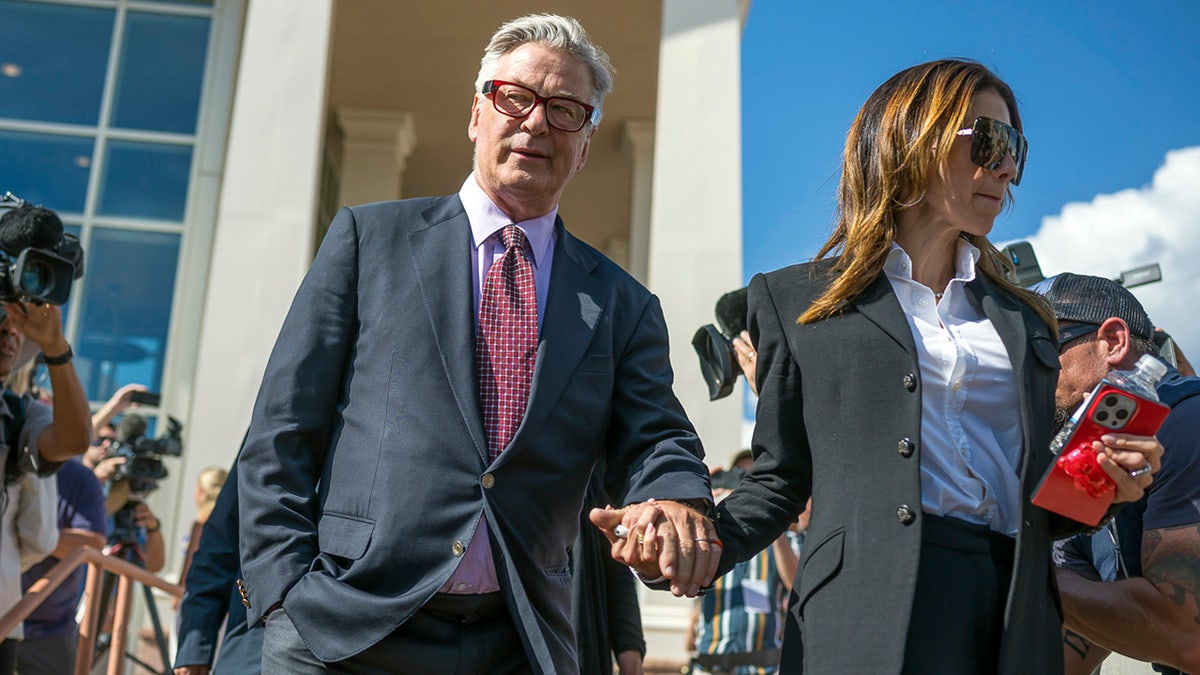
[{"xmin": 237, "ymin": 195, "xmax": 709, "ymax": 672}]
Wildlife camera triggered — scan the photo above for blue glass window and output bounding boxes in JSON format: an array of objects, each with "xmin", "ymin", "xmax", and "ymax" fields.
[
  {"xmin": 74, "ymin": 229, "xmax": 180, "ymax": 402},
  {"xmin": 111, "ymin": 12, "xmax": 211, "ymax": 134},
  {"xmin": 0, "ymin": 131, "xmax": 93, "ymax": 213},
  {"xmin": 0, "ymin": 1, "xmax": 114, "ymax": 125},
  {"xmin": 98, "ymin": 141, "xmax": 193, "ymax": 221}
]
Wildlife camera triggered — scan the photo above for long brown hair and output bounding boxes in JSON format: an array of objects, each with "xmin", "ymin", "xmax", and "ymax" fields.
[{"xmin": 799, "ymin": 58, "xmax": 1054, "ymax": 328}]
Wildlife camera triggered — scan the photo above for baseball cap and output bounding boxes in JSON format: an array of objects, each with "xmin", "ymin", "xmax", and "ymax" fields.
[{"xmin": 1030, "ymin": 273, "xmax": 1154, "ymax": 341}]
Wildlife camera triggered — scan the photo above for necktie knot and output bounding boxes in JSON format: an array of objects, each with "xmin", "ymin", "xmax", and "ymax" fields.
[{"xmin": 501, "ymin": 224, "xmax": 527, "ymax": 253}]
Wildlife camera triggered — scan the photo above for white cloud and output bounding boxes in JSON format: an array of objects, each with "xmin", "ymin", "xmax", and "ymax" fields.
[{"xmin": 1027, "ymin": 146, "xmax": 1200, "ymax": 361}]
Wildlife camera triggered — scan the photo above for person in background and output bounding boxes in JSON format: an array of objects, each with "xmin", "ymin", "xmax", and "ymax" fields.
[
  {"xmin": 175, "ymin": 459, "xmax": 262, "ymax": 675},
  {"xmin": 611, "ymin": 58, "xmax": 1165, "ymax": 673},
  {"xmin": 572, "ymin": 471, "xmax": 646, "ymax": 675},
  {"xmin": 15, "ymin": 458, "xmax": 107, "ymax": 675},
  {"xmin": 686, "ymin": 451, "xmax": 800, "ymax": 675},
  {"xmin": 177, "ymin": 465, "xmax": 229, "ymax": 604},
  {"xmin": 0, "ymin": 283, "xmax": 92, "ymax": 673},
  {"xmin": 1033, "ymin": 273, "xmax": 1200, "ymax": 675}
]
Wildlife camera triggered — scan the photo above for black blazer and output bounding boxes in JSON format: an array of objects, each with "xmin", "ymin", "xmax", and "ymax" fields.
[
  {"xmin": 237, "ymin": 196, "xmax": 709, "ymax": 672},
  {"xmin": 715, "ymin": 259, "xmax": 1081, "ymax": 674}
]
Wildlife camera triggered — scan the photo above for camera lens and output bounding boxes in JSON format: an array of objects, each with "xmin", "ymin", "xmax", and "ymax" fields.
[
  {"xmin": 1103, "ymin": 395, "xmax": 1119, "ymax": 407},
  {"xmin": 1116, "ymin": 409, "xmax": 1129, "ymax": 420},
  {"xmin": 1096, "ymin": 410, "xmax": 1110, "ymax": 422},
  {"xmin": 19, "ymin": 260, "xmax": 53, "ymax": 297}
]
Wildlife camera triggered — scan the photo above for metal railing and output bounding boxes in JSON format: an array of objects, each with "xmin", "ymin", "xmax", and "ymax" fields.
[{"xmin": 0, "ymin": 545, "xmax": 183, "ymax": 675}]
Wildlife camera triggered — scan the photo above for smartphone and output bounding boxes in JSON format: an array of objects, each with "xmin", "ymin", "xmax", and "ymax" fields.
[
  {"xmin": 129, "ymin": 391, "xmax": 162, "ymax": 407},
  {"xmin": 1032, "ymin": 382, "xmax": 1169, "ymax": 525}
]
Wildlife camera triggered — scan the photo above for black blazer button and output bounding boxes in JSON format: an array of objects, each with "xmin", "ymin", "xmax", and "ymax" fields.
[
  {"xmin": 897, "ymin": 438, "xmax": 914, "ymax": 458},
  {"xmin": 896, "ymin": 505, "xmax": 916, "ymax": 525},
  {"xmin": 902, "ymin": 373, "xmax": 917, "ymax": 392}
]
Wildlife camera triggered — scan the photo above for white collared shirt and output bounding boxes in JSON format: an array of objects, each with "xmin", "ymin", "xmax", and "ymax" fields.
[{"xmin": 883, "ymin": 239, "xmax": 1023, "ymax": 535}]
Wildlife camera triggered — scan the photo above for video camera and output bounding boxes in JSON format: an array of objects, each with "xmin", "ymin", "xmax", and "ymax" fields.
[
  {"xmin": 107, "ymin": 413, "xmax": 184, "ymax": 543},
  {"xmin": 692, "ymin": 288, "xmax": 749, "ymax": 401},
  {"xmin": 0, "ymin": 192, "xmax": 85, "ymax": 305}
]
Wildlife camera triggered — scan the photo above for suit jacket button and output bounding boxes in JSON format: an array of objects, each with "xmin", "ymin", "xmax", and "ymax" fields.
[
  {"xmin": 236, "ymin": 578, "xmax": 251, "ymax": 608},
  {"xmin": 902, "ymin": 373, "xmax": 917, "ymax": 392},
  {"xmin": 896, "ymin": 505, "xmax": 916, "ymax": 525},
  {"xmin": 452, "ymin": 541, "xmax": 466, "ymax": 557},
  {"xmin": 481, "ymin": 474, "xmax": 495, "ymax": 489},
  {"xmin": 897, "ymin": 438, "xmax": 914, "ymax": 458}
]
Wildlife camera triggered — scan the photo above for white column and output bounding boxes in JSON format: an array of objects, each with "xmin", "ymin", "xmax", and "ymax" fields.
[
  {"xmin": 179, "ymin": 0, "xmax": 334, "ymax": 556},
  {"xmin": 641, "ymin": 0, "xmax": 745, "ymax": 661},
  {"xmin": 335, "ymin": 108, "xmax": 417, "ymax": 206},
  {"xmin": 621, "ymin": 119, "xmax": 655, "ymax": 284}
]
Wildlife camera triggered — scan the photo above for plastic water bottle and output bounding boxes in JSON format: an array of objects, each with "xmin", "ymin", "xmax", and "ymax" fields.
[{"xmin": 1103, "ymin": 354, "xmax": 1168, "ymax": 404}]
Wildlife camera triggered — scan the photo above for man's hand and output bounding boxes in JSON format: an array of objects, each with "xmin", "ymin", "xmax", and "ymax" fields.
[
  {"xmin": 94, "ymin": 456, "xmax": 126, "ymax": 484},
  {"xmin": 173, "ymin": 666, "xmax": 211, "ymax": 675},
  {"xmin": 2, "ymin": 301, "xmax": 68, "ymax": 354},
  {"xmin": 591, "ymin": 499, "xmax": 721, "ymax": 597},
  {"xmin": 616, "ymin": 650, "xmax": 644, "ymax": 675},
  {"xmin": 732, "ymin": 330, "xmax": 758, "ymax": 396},
  {"xmin": 1094, "ymin": 433, "xmax": 1163, "ymax": 504}
]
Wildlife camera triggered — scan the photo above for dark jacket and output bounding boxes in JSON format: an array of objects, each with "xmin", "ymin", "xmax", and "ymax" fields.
[
  {"xmin": 237, "ymin": 196, "xmax": 709, "ymax": 672},
  {"xmin": 715, "ymin": 260, "xmax": 1083, "ymax": 674}
]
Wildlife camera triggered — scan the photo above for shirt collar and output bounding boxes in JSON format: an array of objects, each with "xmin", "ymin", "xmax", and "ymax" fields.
[
  {"xmin": 459, "ymin": 172, "xmax": 557, "ymax": 268},
  {"xmin": 884, "ymin": 237, "xmax": 982, "ymax": 286}
]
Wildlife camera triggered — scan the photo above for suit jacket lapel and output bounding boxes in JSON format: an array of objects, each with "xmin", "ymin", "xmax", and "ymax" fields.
[
  {"xmin": 853, "ymin": 273, "xmax": 917, "ymax": 355},
  {"xmin": 408, "ymin": 196, "xmax": 489, "ymax": 462},
  {"xmin": 505, "ymin": 221, "xmax": 605, "ymax": 456}
]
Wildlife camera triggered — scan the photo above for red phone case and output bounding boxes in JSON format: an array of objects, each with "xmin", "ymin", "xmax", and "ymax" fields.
[{"xmin": 1031, "ymin": 382, "xmax": 1169, "ymax": 525}]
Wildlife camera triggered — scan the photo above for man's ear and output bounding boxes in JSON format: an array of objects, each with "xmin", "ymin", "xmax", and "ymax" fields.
[
  {"xmin": 1097, "ymin": 317, "xmax": 1132, "ymax": 367},
  {"xmin": 468, "ymin": 95, "xmax": 482, "ymax": 144},
  {"xmin": 575, "ymin": 125, "xmax": 595, "ymax": 172}
]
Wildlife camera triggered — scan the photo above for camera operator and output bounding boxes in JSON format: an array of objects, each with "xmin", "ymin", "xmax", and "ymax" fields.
[{"xmin": 0, "ymin": 301, "xmax": 91, "ymax": 672}]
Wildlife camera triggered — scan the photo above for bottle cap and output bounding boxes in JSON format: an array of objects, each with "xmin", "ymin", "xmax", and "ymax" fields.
[{"xmin": 1135, "ymin": 354, "xmax": 1168, "ymax": 382}]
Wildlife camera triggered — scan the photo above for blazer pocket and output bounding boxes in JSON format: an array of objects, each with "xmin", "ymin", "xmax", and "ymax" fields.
[
  {"xmin": 576, "ymin": 353, "xmax": 613, "ymax": 374},
  {"xmin": 1030, "ymin": 335, "xmax": 1061, "ymax": 371},
  {"xmin": 796, "ymin": 528, "xmax": 845, "ymax": 617},
  {"xmin": 317, "ymin": 512, "xmax": 375, "ymax": 561}
]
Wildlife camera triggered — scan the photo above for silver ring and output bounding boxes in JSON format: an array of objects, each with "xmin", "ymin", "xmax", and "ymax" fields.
[
  {"xmin": 1129, "ymin": 464, "xmax": 1152, "ymax": 479},
  {"xmin": 747, "ymin": 351, "xmax": 757, "ymax": 360}
]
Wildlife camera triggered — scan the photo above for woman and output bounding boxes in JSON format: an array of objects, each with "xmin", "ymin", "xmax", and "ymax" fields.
[
  {"xmin": 176, "ymin": 465, "xmax": 228, "ymax": 605},
  {"xmin": 709, "ymin": 59, "xmax": 1163, "ymax": 673}
]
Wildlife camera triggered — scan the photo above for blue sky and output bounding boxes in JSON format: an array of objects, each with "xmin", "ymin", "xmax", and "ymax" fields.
[{"xmin": 740, "ymin": 1, "xmax": 1200, "ymax": 361}]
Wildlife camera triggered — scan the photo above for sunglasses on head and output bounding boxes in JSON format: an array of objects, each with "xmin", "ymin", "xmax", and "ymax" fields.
[
  {"xmin": 1056, "ymin": 322, "xmax": 1099, "ymax": 351},
  {"xmin": 955, "ymin": 116, "xmax": 1028, "ymax": 186}
]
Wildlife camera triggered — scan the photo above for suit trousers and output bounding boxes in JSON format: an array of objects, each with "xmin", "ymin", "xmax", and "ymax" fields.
[
  {"xmin": 261, "ymin": 598, "xmax": 531, "ymax": 674},
  {"xmin": 902, "ymin": 513, "xmax": 1016, "ymax": 675}
]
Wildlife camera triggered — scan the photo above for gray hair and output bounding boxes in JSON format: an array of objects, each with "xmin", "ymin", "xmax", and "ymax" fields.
[{"xmin": 474, "ymin": 13, "xmax": 615, "ymax": 125}]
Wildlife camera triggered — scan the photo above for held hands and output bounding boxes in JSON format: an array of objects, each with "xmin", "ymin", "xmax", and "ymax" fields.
[
  {"xmin": 1094, "ymin": 432, "xmax": 1163, "ymax": 504},
  {"xmin": 590, "ymin": 498, "xmax": 722, "ymax": 598}
]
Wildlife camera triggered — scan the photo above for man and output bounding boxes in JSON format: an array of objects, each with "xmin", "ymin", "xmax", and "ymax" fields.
[
  {"xmin": 1035, "ymin": 273, "xmax": 1200, "ymax": 674},
  {"xmin": 16, "ymin": 458, "xmax": 107, "ymax": 675},
  {"xmin": 237, "ymin": 14, "xmax": 715, "ymax": 673}
]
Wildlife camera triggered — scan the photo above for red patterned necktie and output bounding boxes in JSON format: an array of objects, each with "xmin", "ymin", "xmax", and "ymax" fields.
[{"xmin": 477, "ymin": 225, "xmax": 539, "ymax": 461}]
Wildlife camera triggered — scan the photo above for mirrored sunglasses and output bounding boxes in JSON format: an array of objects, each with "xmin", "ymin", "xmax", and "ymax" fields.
[{"xmin": 956, "ymin": 116, "xmax": 1028, "ymax": 186}]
